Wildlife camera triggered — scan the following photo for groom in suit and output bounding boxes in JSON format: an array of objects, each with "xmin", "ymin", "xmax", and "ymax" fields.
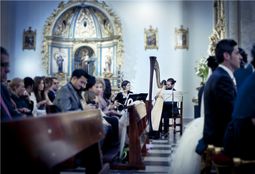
[{"xmin": 196, "ymin": 39, "xmax": 242, "ymax": 155}]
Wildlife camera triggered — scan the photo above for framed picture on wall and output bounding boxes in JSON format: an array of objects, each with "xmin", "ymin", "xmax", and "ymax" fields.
[
  {"xmin": 23, "ymin": 27, "xmax": 36, "ymax": 50},
  {"xmin": 175, "ymin": 25, "xmax": 188, "ymax": 50},
  {"xmin": 144, "ymin": 25, "xmax": 158, "ymax": 50}
]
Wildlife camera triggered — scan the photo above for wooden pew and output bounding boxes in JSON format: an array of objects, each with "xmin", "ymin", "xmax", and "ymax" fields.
[
  {"xmin": 202, "ymin": 145, "xmax": 255, "ymax": 174},
  {"xmin": 1, "ymin": 109, "xmax": 107, "ymax": 174},
  {"xmin": 111, "ymin": 101, "xmax": 147, "ymax": 170}
]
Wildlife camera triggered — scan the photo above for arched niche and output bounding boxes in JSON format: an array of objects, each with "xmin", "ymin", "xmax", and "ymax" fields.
[{"xmin": 42, "ymin": 0, "xmax": 124, "ymax": 89}]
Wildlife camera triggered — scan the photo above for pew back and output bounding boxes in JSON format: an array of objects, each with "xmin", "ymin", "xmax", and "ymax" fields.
[{"xmin": 1, "ymin": 109, "xmax": 104, "ymax": 173}]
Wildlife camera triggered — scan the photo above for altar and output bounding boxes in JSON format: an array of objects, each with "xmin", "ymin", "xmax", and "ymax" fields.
[{"xmin": 41, "ymin": 0, "xmax": 124, "ymax": 89}]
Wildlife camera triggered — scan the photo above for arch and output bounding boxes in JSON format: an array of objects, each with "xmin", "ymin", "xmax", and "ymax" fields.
[{"xmin": 42, "ymin": 0, "xmax": 124, "ymax": 88}]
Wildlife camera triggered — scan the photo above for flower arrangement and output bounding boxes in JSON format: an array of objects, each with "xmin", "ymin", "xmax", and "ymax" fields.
[{"xmin": 195, "ymin": 57, "xmax": 209, "ymax": 85}]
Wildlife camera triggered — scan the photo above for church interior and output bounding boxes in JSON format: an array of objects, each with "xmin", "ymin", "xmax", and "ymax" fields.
[{"xmin": 1, "ymin": 0, "xmax": 255, "ymax": 173}]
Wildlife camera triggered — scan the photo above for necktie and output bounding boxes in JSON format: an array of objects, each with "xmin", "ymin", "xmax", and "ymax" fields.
[
  {"xmin": 0, "ymin": 95, "xmax": 13, "ymax": 120},
  {"xmin": 232, "ymin": 78, "xmax": 237, "ymax": 94}
]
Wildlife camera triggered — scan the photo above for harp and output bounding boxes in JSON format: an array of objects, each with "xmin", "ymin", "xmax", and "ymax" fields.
[{"xmin": 147, "ymin": 56, "xmax": 163, "ymax": 134}]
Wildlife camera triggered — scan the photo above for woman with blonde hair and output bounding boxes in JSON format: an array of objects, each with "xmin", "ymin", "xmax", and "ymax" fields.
[{"xmin": 9, "ymin": 77, "xmax": 32, "ymax": 116}]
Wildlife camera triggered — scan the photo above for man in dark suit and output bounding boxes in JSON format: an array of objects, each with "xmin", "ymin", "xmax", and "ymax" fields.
[
  {"xmin": 196, "ymin": 39, "xmax": 242, "ymax": 155},
  {"xmin": 232, "ymin": 43, "xmax": 255, "ymax": 119},
  {"xmin": 1, "ymin": 47, "xmax": 22, "ymax": 121},
  {"xmin": 234, "ymin": 48, "xmax": 250, "ymax": 91},
  {"xmin": 224, "ymin": 72, "xmax": 255, "ymax": 160},
  {"xmin": 224, "ymin": 44, "xmax": 255, "ymax": 159},
  {"xmin": 47, "ymin": 77, "xmax": 59, "ymax": 102},
  {"xmin": 223, "ymin": 44, "xmax": 255, "ymax": 160}
]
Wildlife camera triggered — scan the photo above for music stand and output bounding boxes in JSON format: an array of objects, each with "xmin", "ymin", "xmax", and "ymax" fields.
[{"xmin": 125, "ymin": 93, "xmax": 148, "ymax": 106}]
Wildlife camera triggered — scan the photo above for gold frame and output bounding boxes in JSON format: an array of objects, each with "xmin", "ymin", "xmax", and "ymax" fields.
[
  {"xmin": 144, "ymin": 25, "xmax": 158, "ymax": 50},
  {"xmin": 175, "ymin": 25, "xmax": 188, "ymax": 50},
  {"xmin": 23, "ymin": 27, "xmax": 36, "ymax": 50}
]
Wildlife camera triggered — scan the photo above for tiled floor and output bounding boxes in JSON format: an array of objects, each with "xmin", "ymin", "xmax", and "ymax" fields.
[
  {"xmin": 61, "ymin": 119, "xmax": 192, "ymax": 174},
  {"xmin": 109, "ymin": 133, "xmax": 180, "ymax": 174}
]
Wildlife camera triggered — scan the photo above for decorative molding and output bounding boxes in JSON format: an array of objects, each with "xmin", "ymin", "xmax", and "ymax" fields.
[
  {"xmin": 41, "ymin": 0, "xmax": 124, "ymax": 81},
  {"xmin": 208, "ymin": 0, "xmax": 226, "ymax": 56}
]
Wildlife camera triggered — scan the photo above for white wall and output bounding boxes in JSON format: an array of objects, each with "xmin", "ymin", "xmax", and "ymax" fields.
[
  {"xmin": 107, "ymin": 1, "xmax": 213, "ymax": 118},
  {"xmin": 226, "ymin": 1, "xmax": 255, "ymax": 62},
  {"xmin": 1, "ymin": 0, "xmax": 214, "ymax": 118},
  {"xmin": 1, "ymin": 1, "xmax": 16, "ymax": 78}
]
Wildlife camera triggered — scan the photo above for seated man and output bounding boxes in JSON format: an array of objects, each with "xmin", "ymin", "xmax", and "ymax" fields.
[
  {"xmin": 1, "ymin": 47, "xmax": 22, "ymax": 121},
  {"xmin": 157, "ymin": 78, "xmax": 179, "ymax": 137},
  {"xmin": 54, "ymin": 69, "xmax": 91, "ymax": 112},
  {"xmin": 53, "ymin": 69, "xmax": 105, "ymax": 173}
]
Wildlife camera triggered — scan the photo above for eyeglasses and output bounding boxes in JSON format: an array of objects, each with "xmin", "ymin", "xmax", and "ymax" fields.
[{"xmin": 1, "ymin": 62, "xmax": 9, "ymax": 67}]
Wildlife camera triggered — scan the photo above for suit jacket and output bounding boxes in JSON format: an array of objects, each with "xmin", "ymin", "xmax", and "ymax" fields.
[
  {"xmin": 53, "ymin": 82, "xmax": 83, "ymax": 112},
  {"xmin": 232, "ymin": 72, "xmax": 255, "ymax": 118},
  {"xmin": 48, "ymin": 90, "xmax": 56, "ymax": 103},
  {"xmin": 234, "ymin": 63, "xmax": 253, "ymax": 91},
  {"xmin": 1, "ymin": 84, "xmax": 21, "ymax": 121},
  {"xmin": 234, "ymin": 67, "xmax": 250, "ymax": 91},
  {"xmin": 196, "ymin": 67, "xmax": 236, "ymax": 154},
  {"xmin": 224, "ymin": 117, "xmax": 255, "ymax": 160}
]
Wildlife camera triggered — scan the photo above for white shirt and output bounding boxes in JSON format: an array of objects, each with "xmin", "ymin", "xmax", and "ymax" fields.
[{"xmin": 219, "ymin": 64, "xmax": 236, "ymax": 85}]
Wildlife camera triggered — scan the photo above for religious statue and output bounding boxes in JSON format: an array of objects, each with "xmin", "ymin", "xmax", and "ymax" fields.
[
  {"xmin": 81, "ymin": 49, "xmax": 90, "ymax": 71},
  {"xmin": 105, "ymin": 54, "xmax": 112, "ymax": 73},
  {"xmin": 80, "ymin": 48, "xmax": 95, "ymax": 75},
  {"xmin": 104, "ymin": 48, "xmax": 112, "ymax": 73},
  {"xmin": 103, "ymin": 48, "xmax": 113, "ymax": 78},
  {"xmin": 54, "ymin": 48, "xmax": 64, "ymax": 73}
]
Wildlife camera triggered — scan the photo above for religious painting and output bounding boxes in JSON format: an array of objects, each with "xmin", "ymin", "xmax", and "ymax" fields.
[
  {"xmin": 51, "ymin": 47, "xmax": 69, "ymax": 76},
  {"xmin": 144, "ymin": 26, "xmax": 158, "ymax": 50},
  {"xmin": 175, "ymin": 25, "xmax": 189, "ymax": 50},
  {"xmin": 23, "ymin": 27, "xmax": 36, "ymax": 50}
]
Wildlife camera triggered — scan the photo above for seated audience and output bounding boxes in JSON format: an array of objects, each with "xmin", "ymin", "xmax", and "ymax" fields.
[
  {"xmin": 90, "ymin": 78, "xmax": 120, "ymax": 151},
  {"xmin": 97, "ymin": 78, "xmax": 121, "ymax": 117},
  {"xmin": 30, "ymin": 76, "xmax": 50, "ymax": 116},
  {"xmin": 83, "ymin": 75, "xmax": 98, "ymax": 109},
  {"xmin": 23, "ymin": 77, "xmax": 35, "ymax": 112},
  {"xmin": 113, "ymin": 80, "xmax": 133, "ymax": 110},
  {"xmin": 1, "ymin": 47, "xmax": 22, "ymax": 120},
  {"xmin": 9, "ymin": 78, "xmax": 32, "ymax": 116},
  {"xmin": 47, "ymin": 77, "xmax": 59, "ymax": 102},
  {"xmin": 54, "ymin": 69, "xmax": 91, "ymax": 112},
  {"xmin": 43, "ymin": 77, "xmax": 54, "ymax": 105}
]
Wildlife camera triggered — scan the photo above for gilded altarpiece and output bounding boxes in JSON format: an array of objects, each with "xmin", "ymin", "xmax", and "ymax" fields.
[{"xmin": 42, "ymin": 0, "xmax": 124, "ymax": 89}]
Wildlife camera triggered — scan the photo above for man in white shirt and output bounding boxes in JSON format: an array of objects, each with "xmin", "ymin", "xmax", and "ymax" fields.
[{"xmin": 159, "ymin": 78, "xmax": 179, "ymax": 138}]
